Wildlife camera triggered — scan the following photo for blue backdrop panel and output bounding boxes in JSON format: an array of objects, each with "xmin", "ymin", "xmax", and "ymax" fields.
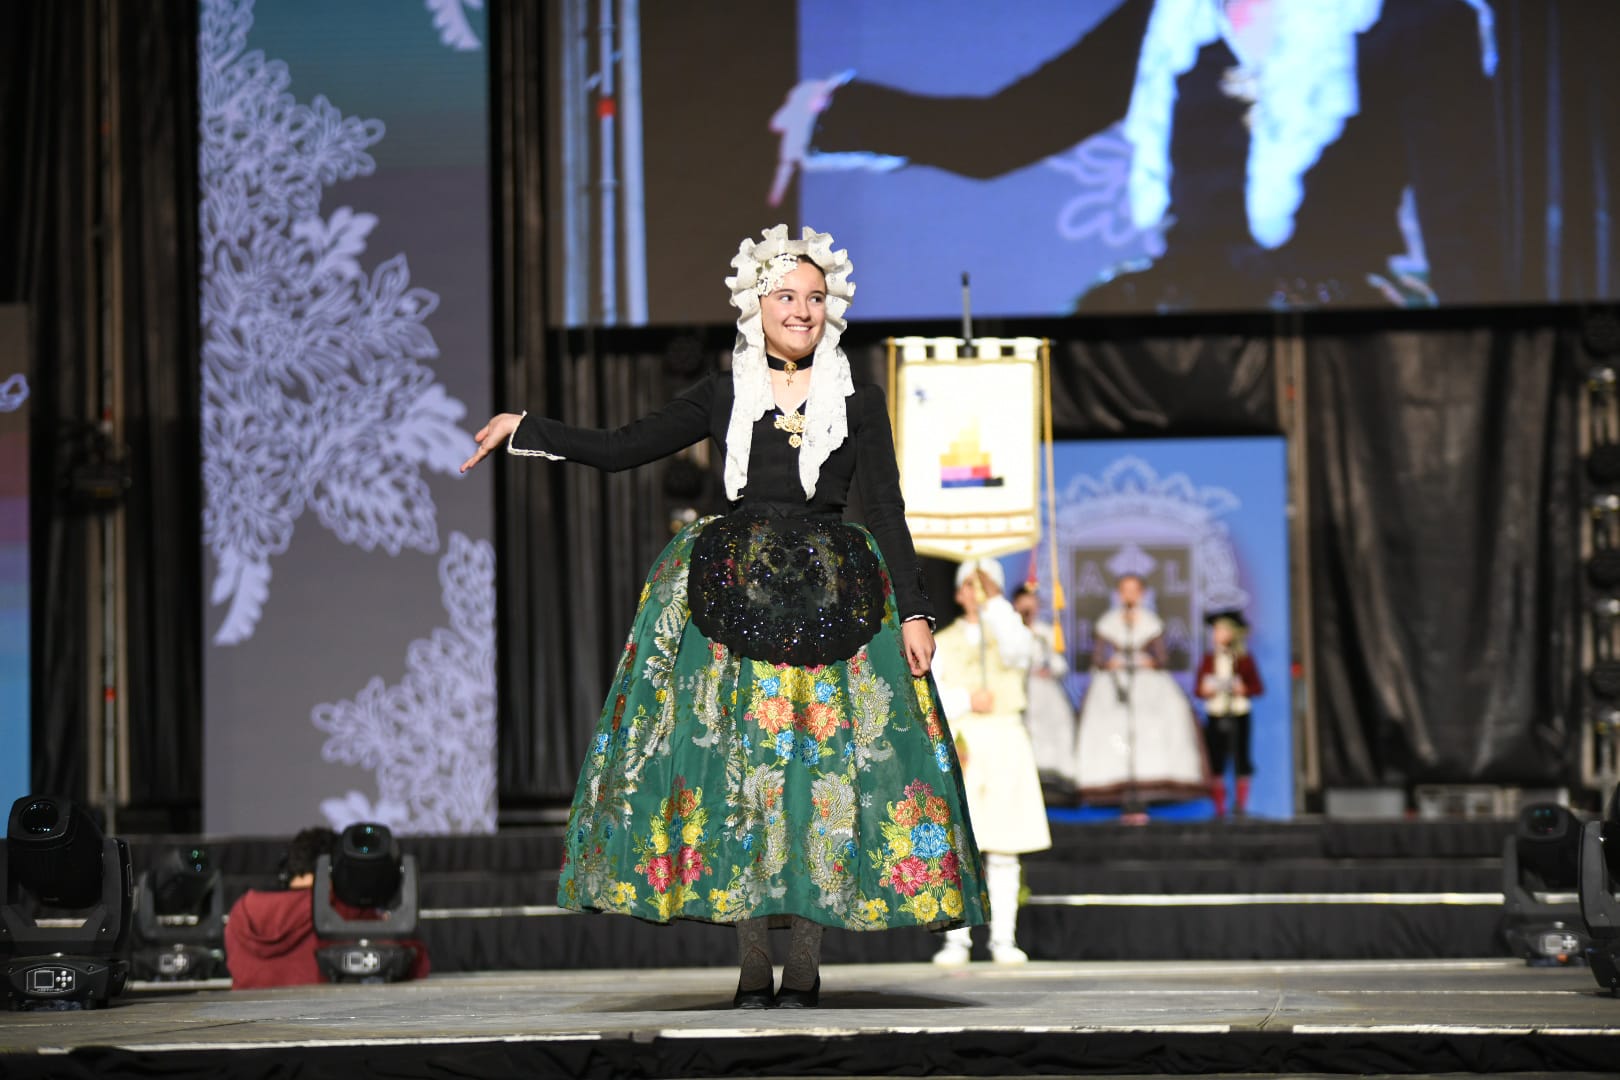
[
  {"xmin": 1000, "ymin": 437, "xmax": 1293, "ymax": 820},
  {"xmin": 0, "ymin": 306, "xmax": 30, "ymax": 811}
]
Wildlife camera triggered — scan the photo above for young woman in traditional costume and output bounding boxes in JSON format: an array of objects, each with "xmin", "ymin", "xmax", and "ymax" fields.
[{"xmin": 462, "ymin": 226, "xmax": 988, "ymax": 1008}]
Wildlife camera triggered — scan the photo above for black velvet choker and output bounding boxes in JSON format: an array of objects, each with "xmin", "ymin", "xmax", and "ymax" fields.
[{"xmin": 766, "ymin": 353, "xmax": 813, "ymax": 372}]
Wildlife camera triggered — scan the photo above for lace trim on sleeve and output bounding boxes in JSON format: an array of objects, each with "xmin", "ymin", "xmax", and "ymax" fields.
[{"xmin": 504, "ymin": 411, "xmax": 566, "ymax": 461}]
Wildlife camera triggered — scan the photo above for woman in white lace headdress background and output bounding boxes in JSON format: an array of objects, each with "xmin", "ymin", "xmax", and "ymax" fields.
[
  {"xmin": 768, "ymin": 0, "xmax": 1502, "ymax": 312},
  {"xmin": 1072, "ymin": 574, "xmax": 1208, "ymax": 822},
  {"xmin": 1013, "ymin": 581, "xmax": 1078, "ymax": 794}
]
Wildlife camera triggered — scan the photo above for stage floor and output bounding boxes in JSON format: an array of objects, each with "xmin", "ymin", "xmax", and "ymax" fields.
[{"xmin": 3, "ymin": 959, "xmax": 1618, "ymax": 1077}]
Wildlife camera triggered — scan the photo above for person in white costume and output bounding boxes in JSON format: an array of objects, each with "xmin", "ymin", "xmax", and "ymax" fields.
[
  {"xmin": 1073, "ymin": 575, "xmax": 1209, "ymax": 821},
  {"xmin": 930, "ymin": 559, "xmax": 1053, "ymax": 964},
  {"xmin": 1013, "ymin": 582, "xmax": 1077, "ymax": 793}
]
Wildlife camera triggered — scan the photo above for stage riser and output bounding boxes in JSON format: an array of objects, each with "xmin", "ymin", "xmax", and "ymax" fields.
[
  {"xmin": 175, "ymin": 858, "xmax": 1505, "ymax": 913},
  {"xmin": 121, "ymin": 820, "xmax": 1517, "ymax": 877},
  {"xmin": 118, "ymin": 821, "xmax": 1521, "ymax": 969},
  {"xmin": 414, "ymin": 903, "xmax": 1510, "ymax": 972}
]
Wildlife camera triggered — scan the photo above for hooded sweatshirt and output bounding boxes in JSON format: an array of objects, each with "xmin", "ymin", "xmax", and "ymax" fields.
[{"xmin": 224, "ymin": 888, "xmax": 430, "ymax": 989}]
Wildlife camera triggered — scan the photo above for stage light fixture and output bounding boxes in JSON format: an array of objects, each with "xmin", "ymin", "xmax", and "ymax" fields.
[
  {"xmin": 130, "ymin": 846, "xmax": 226, "ymax": 981},
  {"xmin": 1503, "ymin": 803, "xmax": 1590, "ymax": 965},
  {"xmin": 1580, "ymin": 784, "xmax": 1620, "ymax": 994},
  {"xmin": 1583, "ymin": 309, "xmax": 1620, "ymax": 360},
  {"xmin": 312, "ymin": 823, "xmax": 421, "ymax": 984},
  {"xmin": 1590, "ymin": 661, "xmax": 1620, "ymax": 701},
  {"xmin": 1589, "ymin": 549, "xmax": 1620, "ymax": 588},
  {"xmin": 1588, "ymin": 364, "xmax": 1618, "ymax": 397},
  {"xmin": 1, "ymin": 796, "xmax": 133, "ymax": 1009},
  {"xmin": 1590, "ymin": 445, "xmax": 1620, "ymax": 486}
]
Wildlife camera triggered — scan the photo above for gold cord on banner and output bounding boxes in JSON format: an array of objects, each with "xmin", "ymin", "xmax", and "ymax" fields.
[
  {"xmin": 886, "ymin": 338, "xmax": 899, "ymax": 435},
  {"xmin": 1041, "ymin": 339, "xmax": 1066, "ymax": 653}
]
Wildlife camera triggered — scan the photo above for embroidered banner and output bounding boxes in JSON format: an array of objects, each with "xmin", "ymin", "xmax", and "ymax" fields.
[{"xmin": 891, "ymin": 337, "xmax": 1044, "ymax": 562}]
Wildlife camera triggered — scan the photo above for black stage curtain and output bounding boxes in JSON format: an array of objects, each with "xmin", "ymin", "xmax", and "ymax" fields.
[
  {"xmin": 117, "ymin": 1, "xmax": 202, "ymax": 823},
  {"xmin": 1, "ymin": 1, "xmax": 202, "ymax": 821},
  {"xmin": 843, "ymin": 325, "xmax": 1281, "ymax": 438},
  {"xmin": 1306, "ymin": 325, "xmax": 1579, "ymax": 787},
  {"xmin": 3, "ymin": 1, "xmax": 98, "ymax": 805},
  {"xmin": 490, "ymin": 0, "xmax": 552, "ymax": 808},
  {"xmin": 495, "ymin": 335, "xmax": 707, "ymax": 804},
  {"xmin": 491, "ymin": 5, "xmax": 697, "ymax": 805},
  {"xmin": 1044, "ymin": 332, "xmax": 1279, "ymax": 438}
]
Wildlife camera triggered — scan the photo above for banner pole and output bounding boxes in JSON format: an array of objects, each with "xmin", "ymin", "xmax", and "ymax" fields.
[{"xmin": 1041, "ymin": 339, "xmax": 1065, "ymax": 652}]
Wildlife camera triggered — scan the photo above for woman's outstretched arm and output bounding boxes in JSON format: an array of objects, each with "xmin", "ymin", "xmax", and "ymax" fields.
[{"xmin": 461, "ymin": 374, "xmax": 717, "ymax": 474}]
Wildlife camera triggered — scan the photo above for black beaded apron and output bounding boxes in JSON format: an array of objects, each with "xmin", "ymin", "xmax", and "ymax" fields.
[{"xmin": 687, "ymin": 506, "xmax": 886, "ymax": 667}]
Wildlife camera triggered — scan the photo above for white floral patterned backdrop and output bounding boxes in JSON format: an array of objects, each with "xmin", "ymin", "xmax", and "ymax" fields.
[{"xmin": 199, "ymin": 0, "xmax": 496, "ymax": 835}]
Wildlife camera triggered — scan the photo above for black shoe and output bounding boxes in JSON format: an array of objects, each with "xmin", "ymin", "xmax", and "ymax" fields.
[
  {"xmin": 733, "ymin": 980, "xmax": 775, "ymax": 1009},
  {"xmin": 774, "ymin": 976, "xmax": 820, "ymax": 1009}
]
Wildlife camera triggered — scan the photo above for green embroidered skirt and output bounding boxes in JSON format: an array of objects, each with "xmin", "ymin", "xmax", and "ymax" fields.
[{"xmin": 557, "ymin": 515, "xmax": 990, "ymax": 932}]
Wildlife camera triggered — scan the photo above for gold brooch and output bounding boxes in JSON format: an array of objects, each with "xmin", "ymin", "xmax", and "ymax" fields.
[{"xmin": 773, "ymin": 408, "xmax": 806, "ymax": 448}]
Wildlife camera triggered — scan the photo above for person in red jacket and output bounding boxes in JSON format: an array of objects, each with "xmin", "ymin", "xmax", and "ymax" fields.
[
  {"xmin": 1195, "ymin": 610, "xmax": 1265, "ymax": 817},
  {"xmin": 225, "ymin": 827, "xmax": 430, "ymax": 989}
]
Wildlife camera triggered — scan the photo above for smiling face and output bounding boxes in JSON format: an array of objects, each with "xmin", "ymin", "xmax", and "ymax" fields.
[{"xmin": 759, "ymin": 258, "xmax": 827, "ymax": 362}]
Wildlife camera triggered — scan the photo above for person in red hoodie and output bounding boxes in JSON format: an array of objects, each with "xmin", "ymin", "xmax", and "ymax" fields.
[{"xmin": 225, "ymin": 827, "xmax": 430, "ymax": 989}]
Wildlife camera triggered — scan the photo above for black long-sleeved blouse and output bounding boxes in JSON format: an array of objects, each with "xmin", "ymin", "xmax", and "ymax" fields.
[{"xmin": 507, "ymin": 373, "xmax": 933, "ymax": 624}]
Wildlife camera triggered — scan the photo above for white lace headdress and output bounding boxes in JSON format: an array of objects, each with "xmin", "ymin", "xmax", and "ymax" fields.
[{"xmin": 723, "ymin": 224, "xmax": 856, "ymax": 500}]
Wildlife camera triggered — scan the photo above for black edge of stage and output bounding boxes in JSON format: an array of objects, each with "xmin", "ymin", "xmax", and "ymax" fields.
[
  {"xmin": 15, "ymin": 1031, "xmax": 1620, "ymax": 1079},
  {"xmin": 2, "ymin": 962, "xmax": 1619, "ymax": 1079}
]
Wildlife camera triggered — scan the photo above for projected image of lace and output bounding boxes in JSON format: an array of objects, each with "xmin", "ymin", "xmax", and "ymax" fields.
[
  {"xmin": 198, "ymin": 0, "xmax": 476, "ymax": 645},
  {"xmin": 0, "ymin": 375, "xmax": 27, "ymax": 414},
  {"xmin": 312, "ymin": 532, "xmax": 497, "ymax": 834}
]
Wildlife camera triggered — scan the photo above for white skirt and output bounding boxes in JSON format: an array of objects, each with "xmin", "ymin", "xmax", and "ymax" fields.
[
  {"xmin": 951, "ymin": 712, "xmax": 1053, "ymax": 855},
  {"xmin": 1073, "ymin": 669, "xmax": 1209, "ymax": 803},
  {"xmin": 1024, "ymin": 675, "xmax": 1077, "ymax": 786}
]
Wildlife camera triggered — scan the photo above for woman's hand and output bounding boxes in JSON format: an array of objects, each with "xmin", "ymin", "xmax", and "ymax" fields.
[
  {"xmin": 901, "ymin": 618, "xmax": 935, "ymax": 677},
  {"xmin": 460, "ymin": 412, "xmax": 524, "ymax": 473},
  {"xmin": 767, "ymin": 76, "xmax": 840, "ymax": 207}
]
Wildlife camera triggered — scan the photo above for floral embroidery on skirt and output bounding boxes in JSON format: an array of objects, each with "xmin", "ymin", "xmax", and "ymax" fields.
[{"xmin": 557, "ymin": 516, "xmax": 989, "ymax": 931}]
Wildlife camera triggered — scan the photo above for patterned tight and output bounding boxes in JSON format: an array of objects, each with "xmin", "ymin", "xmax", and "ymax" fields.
[{"xmin": 735, "ymin": 916, "xmax": 824, "ymax": 992}]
